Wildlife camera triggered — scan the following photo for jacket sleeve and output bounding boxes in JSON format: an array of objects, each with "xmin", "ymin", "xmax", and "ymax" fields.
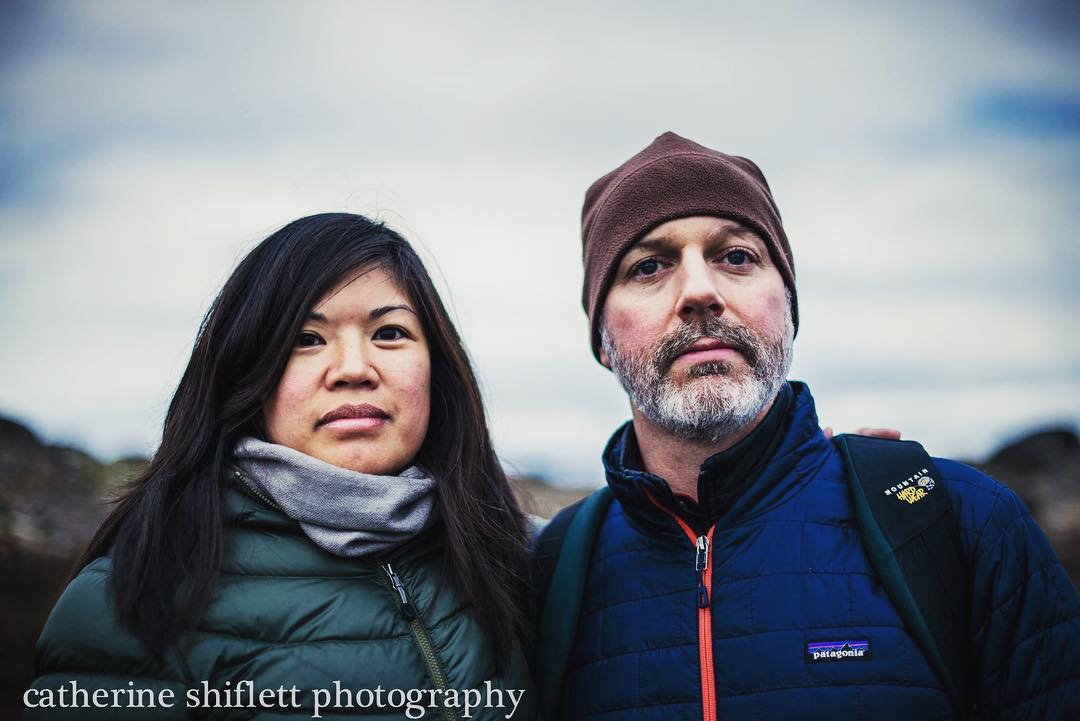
[
  {"xmin": 941, "ymin": 459, "xmax": 1080, "ymax": 720},
  {"xmin": 25, "ymin": 558, "xmax": 192, "ymax": 720}
]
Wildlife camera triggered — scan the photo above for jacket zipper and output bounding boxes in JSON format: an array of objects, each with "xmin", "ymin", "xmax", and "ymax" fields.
[
  {"xmin": 646, "ymin": 491, "xmax": 718, "ymax": 721},
  {"xmin": 234, "ymin": 472, "xmax": 458, "ymax": 720},
  {"xmin": 381, "ymin": 563, "xmax": 460, "ymax": 721},
  {"xmin": 232, "ymin": 470, "xmax": 282, "ymax": 511}
]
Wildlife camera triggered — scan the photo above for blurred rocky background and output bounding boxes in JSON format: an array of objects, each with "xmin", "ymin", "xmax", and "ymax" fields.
[{"xmin": 2, "ymin": 415, "xmax": 1078, "ymax": 717}]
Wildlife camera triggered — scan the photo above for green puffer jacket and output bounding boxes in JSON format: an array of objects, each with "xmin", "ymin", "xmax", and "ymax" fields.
[{"xmin": 28, "ymin": 482, "xmax": 537, "ymax": 721}]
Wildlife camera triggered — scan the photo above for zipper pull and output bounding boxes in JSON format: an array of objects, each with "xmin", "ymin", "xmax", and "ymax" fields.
[
  {"xmin": 695, "ymin": 535, "xmax": 711, "ymax": 608},
  {"xmin": 695, "ymin": 535, "xmax": 710, "ymax": 572},
  {"xmin": 382, "ymin": 563, "xmax": 418, "ymax": 621}
]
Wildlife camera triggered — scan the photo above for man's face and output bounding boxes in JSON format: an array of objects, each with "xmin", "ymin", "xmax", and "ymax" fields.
[{"xmin": 599, "ymin": 216, "xmax": 794, "ymax": 443}]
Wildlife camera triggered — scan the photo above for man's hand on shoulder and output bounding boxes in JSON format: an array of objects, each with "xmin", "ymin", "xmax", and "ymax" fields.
[{"xmin": 822, "ymin": 426, "xmax": 902, "ymax": 440}]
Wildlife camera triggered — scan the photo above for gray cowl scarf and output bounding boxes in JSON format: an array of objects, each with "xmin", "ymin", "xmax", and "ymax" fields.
[{"xmin": 232, "ymin": 437, "xmax": 437, "ymax": 558}]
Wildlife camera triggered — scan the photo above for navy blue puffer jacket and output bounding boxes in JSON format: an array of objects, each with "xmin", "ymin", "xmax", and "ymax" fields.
[{"xmin": 559, "ymin": 382, "xmax": 1079, "ymax": 721}]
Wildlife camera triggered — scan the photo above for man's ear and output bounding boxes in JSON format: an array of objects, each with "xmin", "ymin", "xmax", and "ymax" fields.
[{"xmin": 596, "ymin": 317, "xmax": 613, "ymax": 370}]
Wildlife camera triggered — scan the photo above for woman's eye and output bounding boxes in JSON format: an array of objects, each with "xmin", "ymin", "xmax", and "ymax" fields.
[
  {"xmin": 296, "ymin": 331, "xmax": 324, "ymax": 348},
  {"xmin": 373, "ymin": 326, "xmax": 406, "ymax": 342},
  {"xmin": 631, "ymin": 258, "xmax": 663, "ymax": 278}
]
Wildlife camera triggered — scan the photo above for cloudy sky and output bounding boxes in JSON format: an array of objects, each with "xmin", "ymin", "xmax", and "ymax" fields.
[{"xmin": 1, "ymin": 1, "xmax": 1077, "ymax": 487}]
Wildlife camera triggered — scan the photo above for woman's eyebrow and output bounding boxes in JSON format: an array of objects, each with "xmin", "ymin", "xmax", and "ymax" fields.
[
  {"xmin": 370, "ymin": 304, "xmax": 416, "ymax": 319},
  {"xmin": 305, "ymin": 305, "xmax": 415, "ymax": 323}
]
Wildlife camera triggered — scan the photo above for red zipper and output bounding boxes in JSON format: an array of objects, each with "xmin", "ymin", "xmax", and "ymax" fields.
[{"xmin": 646, "ymin": 490, "xmax": 718, "ymax": 721}]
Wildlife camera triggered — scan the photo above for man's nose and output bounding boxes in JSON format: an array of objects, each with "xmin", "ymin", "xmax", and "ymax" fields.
[
  {"xmin": 326, "ymin": 339, "xmax": 379, "ymax": 389},
  {"xmin": 676, "ymin": 253, "xmax": 725, "ymax": 322}
]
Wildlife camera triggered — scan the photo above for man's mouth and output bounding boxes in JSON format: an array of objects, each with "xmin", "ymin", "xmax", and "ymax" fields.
[
  {"xmin": 653, "ymin": 319, "xmax": 761, "ymax": 377},
  {"xmin": 674, "ymin": 337, "xmax": 740, "ymax": 365}
]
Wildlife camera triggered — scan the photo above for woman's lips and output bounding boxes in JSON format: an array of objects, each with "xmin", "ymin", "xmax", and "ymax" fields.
[
  {"xmin": 317, "ymin": 403, "xmax": 390, "ymax": 434},
  {"xmin": 321, "ymin": 416, "xmax": 388, "ymax": 433}
]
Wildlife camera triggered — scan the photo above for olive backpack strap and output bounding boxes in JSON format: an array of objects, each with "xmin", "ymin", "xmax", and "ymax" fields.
[
  {"xmin": 834, "ymin": 434, "xmax": 977, "ymax": 718},
  {"xmin": 531, "ymin": 486, "xmax": 614, "ymax": 721}
]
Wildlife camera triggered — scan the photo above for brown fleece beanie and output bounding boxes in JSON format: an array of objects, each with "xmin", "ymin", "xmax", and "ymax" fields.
[{"xmin": 581, "ymin": 131, "xmax": 797, "ymax": 362}]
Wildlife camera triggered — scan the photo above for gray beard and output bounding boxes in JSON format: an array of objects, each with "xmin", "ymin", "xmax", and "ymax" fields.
[{"xmin": 601, "ymin": 308, "xmax": 794, "ymax": 444}]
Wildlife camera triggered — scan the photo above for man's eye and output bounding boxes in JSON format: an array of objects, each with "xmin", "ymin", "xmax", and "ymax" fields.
[
  {"xmin": 631, "ymin": 258, "xmax": 662, "ymax": 277},
  {"xmin": 724, "ymin": 249, "xmax": 755, "ymax": 266},
  {"xmin": 373, "ymin": 326, "xmax": 406, "ymax": 342},
  {"xmin": 296, "ymin": 331, "xmax": 324, "ymax": 348}
]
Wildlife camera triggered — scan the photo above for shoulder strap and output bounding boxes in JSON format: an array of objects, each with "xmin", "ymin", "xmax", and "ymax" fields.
[
  {"xmin": 835, "ymin": 434, "xmax": 976, "ymax": 718},
  {"xmin": 532, "ymin": 486, "xmax": 614, "ymax": 721}
]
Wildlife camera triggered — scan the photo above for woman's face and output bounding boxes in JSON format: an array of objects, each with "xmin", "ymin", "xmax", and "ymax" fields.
[{"xmin": 264, "ymin": 266, "xmax": 431, "ymax": 475}]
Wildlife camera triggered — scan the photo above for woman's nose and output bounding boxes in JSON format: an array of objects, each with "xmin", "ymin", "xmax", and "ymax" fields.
[{"xmin": 326, "ymin": 340, "xmax": 379, "ymax": 388}]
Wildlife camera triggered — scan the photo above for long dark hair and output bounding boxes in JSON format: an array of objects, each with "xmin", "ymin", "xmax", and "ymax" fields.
[{"xmin": 75, "ymin": 212, "xmax": 531, "ymax": 668}]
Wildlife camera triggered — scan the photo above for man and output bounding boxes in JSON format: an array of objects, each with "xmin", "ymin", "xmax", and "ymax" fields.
[{"xmin": 535, "ymin": 132, "xmax": 1079, "ymax": 720}]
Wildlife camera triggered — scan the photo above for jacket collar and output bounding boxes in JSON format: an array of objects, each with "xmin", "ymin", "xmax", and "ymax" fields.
[
  {"xmin": 602, "ymin": 381, "xmax": 831, "ymax": 539},
  {"xmin": 226, "ymin": 479, "xmax": 445, "ymax": 565}
]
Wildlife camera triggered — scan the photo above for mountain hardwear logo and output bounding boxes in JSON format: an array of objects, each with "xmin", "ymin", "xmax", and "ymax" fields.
[
  {"xmin": 805, "ymin": 639, "xmax": 872, "ymax": 663},
  {"xmin": 883, "ymin": 468, "xmax": 935, "ymax": 504}
]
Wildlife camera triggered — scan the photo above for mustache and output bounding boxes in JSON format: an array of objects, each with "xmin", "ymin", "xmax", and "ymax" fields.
[{"xmin": 653, "ymin": 317, "xmax": 761, "ymax": 374}]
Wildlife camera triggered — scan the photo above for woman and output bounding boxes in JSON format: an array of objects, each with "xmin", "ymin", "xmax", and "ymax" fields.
[{"xmin": 28, "ymin": 213, "xmax": 536, "ymax": 720}]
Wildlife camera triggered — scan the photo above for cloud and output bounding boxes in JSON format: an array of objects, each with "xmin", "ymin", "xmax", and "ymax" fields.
[
  {"xmin": 967, "ymin": 89, "xmax": 1080, "ymax": 138},
  {"xmin": 1, "ymin": 1, "xmax": 1078, "ymax": 485}
]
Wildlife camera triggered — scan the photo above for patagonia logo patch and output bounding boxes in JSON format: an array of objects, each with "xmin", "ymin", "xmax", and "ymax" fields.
[
  {"xmin": 805, "ymin": 639, "xmax": 872, "ymax": 663},
  {"xmin": 882, "ymin": 468, "xmax": 936, "ymax": 505}
]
